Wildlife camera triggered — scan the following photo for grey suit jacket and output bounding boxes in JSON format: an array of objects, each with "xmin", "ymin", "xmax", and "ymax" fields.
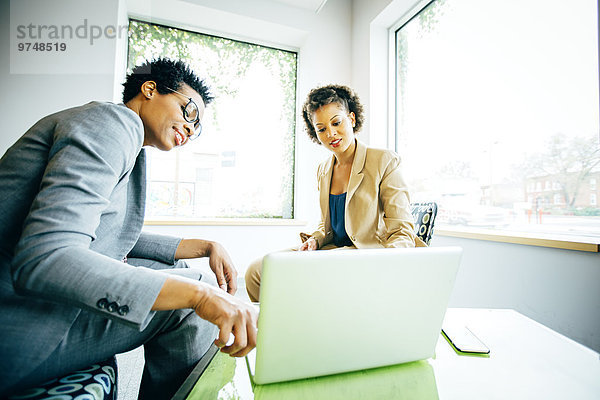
[{"xmin": 0, "ymin": 102, "xmax": 181, "ymax": 387}]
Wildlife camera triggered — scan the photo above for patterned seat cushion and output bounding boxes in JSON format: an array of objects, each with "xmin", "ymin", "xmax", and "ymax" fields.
[
  {"xmin": 410, "ymin": 202, "xmax": 438, "ymax": 245},
  {"xmin": 8, "ymin": 357, "xmax": 117, "ymax": 400}
]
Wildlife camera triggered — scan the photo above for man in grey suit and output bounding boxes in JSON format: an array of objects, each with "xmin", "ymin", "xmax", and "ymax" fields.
[{"xmin": 0, "ymin": 58, "xmax": 258, "ymax": 399}]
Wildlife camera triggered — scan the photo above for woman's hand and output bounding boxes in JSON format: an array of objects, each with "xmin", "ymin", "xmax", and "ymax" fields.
[
  {"xmin": 298, "ymin": 237, "xmax": 317, "ymax": 251},
  {"xmin": 175, "ymin": 239, "xmax": 238, "ymax": 295}
]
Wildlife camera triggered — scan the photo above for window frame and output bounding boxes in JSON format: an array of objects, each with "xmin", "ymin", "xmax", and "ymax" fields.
[
  {"xmin": 126, "ymin": 17, "xmax": 301, "ymax": 224},
  {"xmin": 387, "ymin": 0, "xmax": 600, "ymax": 252}
]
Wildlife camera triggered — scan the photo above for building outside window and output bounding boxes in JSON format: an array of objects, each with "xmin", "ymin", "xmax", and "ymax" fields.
[
  {"xmin": 395, "ymin": 0, "xmax": 600, "ymax": 239},
  {"xmin": 553, "ymin": 193, "xmax": 562, "ymax": 205},
  {"xmin": 127, "ymin": 20, "xmax": 297, "ymax": 219}
]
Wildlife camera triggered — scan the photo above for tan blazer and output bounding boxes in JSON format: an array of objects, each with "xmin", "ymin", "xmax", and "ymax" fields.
[{"xmin": 308, "ymin": 140, "xmax": 427, "ymax": 249}]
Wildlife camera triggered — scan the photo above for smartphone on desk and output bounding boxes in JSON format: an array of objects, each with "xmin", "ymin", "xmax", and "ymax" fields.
[{"xmin": 442, "ymin": 324, "xmax": 490, "ymax": 354}]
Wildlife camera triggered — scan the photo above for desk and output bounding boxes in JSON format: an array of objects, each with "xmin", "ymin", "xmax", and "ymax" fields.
[{"xmin": 174, "ymin": 309, "xmax": 600, "ymax": 399}]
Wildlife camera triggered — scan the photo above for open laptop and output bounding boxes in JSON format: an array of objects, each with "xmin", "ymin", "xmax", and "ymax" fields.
[{"xmin": 247, "ymin": 246, "xmax": 462, "ymax": 384}]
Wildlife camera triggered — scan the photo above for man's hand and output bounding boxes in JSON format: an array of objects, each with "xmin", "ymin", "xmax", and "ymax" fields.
[
  {"xmin": 193, "ymin": 285, "xmax": 258, "ymax": 357},
  {"xmin": 298, "ymin": 237, "xmax": 317, "ymax": 251},
  {"xmin": 175, "ymin": 239, "xmax": 238, "ymax": 295},
  {"xmin": 207, "ymin": 242, "xmax": 238, "ymax": 295},
  {"xmin": 153, "ymin": 276, "xmax": 257, "ymax": 357}
]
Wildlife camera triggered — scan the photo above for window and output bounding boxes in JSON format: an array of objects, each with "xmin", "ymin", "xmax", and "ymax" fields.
[
  {"xmin": 127, "ymin": 20, "xmax": 297, "ymax": 219},
  {"xmin": 395, "ymin": 0, "xmax": 600, "ymax": 240},
  {"xmin": 553, "ymin": 193, "xmax": 562, "ymax": 205}
]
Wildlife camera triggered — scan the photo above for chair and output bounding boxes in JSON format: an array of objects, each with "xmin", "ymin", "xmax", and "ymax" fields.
[
  {"xmin": 410, "ymin": 202, "xmax": 438, "ymax": 245},
  {"xmin": 8, "ymin": 357, "xmax": 117, "ymax": 400}
]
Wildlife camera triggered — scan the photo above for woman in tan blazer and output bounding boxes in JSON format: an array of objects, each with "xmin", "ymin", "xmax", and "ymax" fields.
[{"xmin": 245, "ymin": 85, "xmax": 425, "ymax": 301}]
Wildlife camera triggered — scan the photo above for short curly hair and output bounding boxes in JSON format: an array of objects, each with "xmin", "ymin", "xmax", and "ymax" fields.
[
  {"xmin": 301, "ymin": 84, "xmax": 365, "ymax": 144},
  {"xmin": 122, "ymin": 58, "xmax": 214, "ymax": 106}
]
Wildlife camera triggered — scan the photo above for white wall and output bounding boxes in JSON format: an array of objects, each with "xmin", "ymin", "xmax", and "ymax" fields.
[
  {"xmin": 433, "ymin": 236, "xmax": 600, "ymax": 352},
  {"xmin": 351, "ymin": 0, "xmax": 421, "ymax": 147},
  {"xmin": 351, "ymin": 0, "xmax": 600, "ymax": 353},
  {"xmin": 1, "ymin": 0, "xmax": 126, "ymax": 153}
]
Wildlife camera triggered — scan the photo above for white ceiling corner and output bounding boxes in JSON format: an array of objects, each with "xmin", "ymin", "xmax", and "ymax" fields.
[{"xmin": 269, "ymin": 0, "xmax": 329, "ymax": 13}]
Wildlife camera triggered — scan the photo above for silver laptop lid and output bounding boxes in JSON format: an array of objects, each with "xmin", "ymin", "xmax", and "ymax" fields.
[{"xmin": 253, "ymin": 246, "xmax": 462, "ymax": 384}]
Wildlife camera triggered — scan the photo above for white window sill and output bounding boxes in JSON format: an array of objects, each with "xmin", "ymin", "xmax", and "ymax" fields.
[
  {"xmin": 144, "ymin": 218, "xmax": 307, "ymax": 226},
  {"xmin": 436, "ymin": 228, "xmax": 600, "ymax": 253}
]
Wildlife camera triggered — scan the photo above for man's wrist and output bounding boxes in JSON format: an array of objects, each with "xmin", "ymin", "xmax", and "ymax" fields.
[
  {"xmin": 202, "ymin": 240, "xmax": 215, "ymax": 257},
  {"xmin": 190, "ymin": 280, "xmax": 210, "ymax": 310},
  {"xmin": 175, "ymin": 238, "xmax": 213, "ymax": 259},
  {"xmin": 152, "ymin": 276, "xmax": 210, "ymax": 311}
]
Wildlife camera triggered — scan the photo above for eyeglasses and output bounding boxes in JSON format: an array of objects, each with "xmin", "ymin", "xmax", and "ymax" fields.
[{"xmin": 164, "ymin": 86, "xmax": 203, "ymax": 140}]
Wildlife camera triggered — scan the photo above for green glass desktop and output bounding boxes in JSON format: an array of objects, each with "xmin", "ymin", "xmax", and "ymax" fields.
[{"xmin": 174, "ymin": 309, "xmax": 600, "ymax": 400}]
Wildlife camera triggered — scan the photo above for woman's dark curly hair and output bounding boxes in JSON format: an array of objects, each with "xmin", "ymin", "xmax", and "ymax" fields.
[
  {"xmin": 122, "ymin": 58, "xmax": 214, "ymax": 105},
  {"xmin": 301, "ymin": 84, "xmax": 364, "ymax": 144}
]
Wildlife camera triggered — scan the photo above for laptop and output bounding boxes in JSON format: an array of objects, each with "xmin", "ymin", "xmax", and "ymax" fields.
[{"xmin": 247, "ymin": 246, "xmax": 462, "ymax": 384}]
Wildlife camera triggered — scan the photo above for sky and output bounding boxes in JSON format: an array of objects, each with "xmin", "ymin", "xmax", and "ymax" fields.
[{"xmin": 397, "ymin": 0, "xmax": 599, "ymax": 188}]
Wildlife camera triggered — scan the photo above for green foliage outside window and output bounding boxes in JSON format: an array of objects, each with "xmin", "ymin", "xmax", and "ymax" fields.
[{"xmin": 128, "ymin": 20, "xmax": 298, "ymax": 219}]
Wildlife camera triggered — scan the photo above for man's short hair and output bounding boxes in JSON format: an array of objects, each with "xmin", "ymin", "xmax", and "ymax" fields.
[{"xmin": 122, "ymin": 58, "xmax": 213, "ymax": 105}]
